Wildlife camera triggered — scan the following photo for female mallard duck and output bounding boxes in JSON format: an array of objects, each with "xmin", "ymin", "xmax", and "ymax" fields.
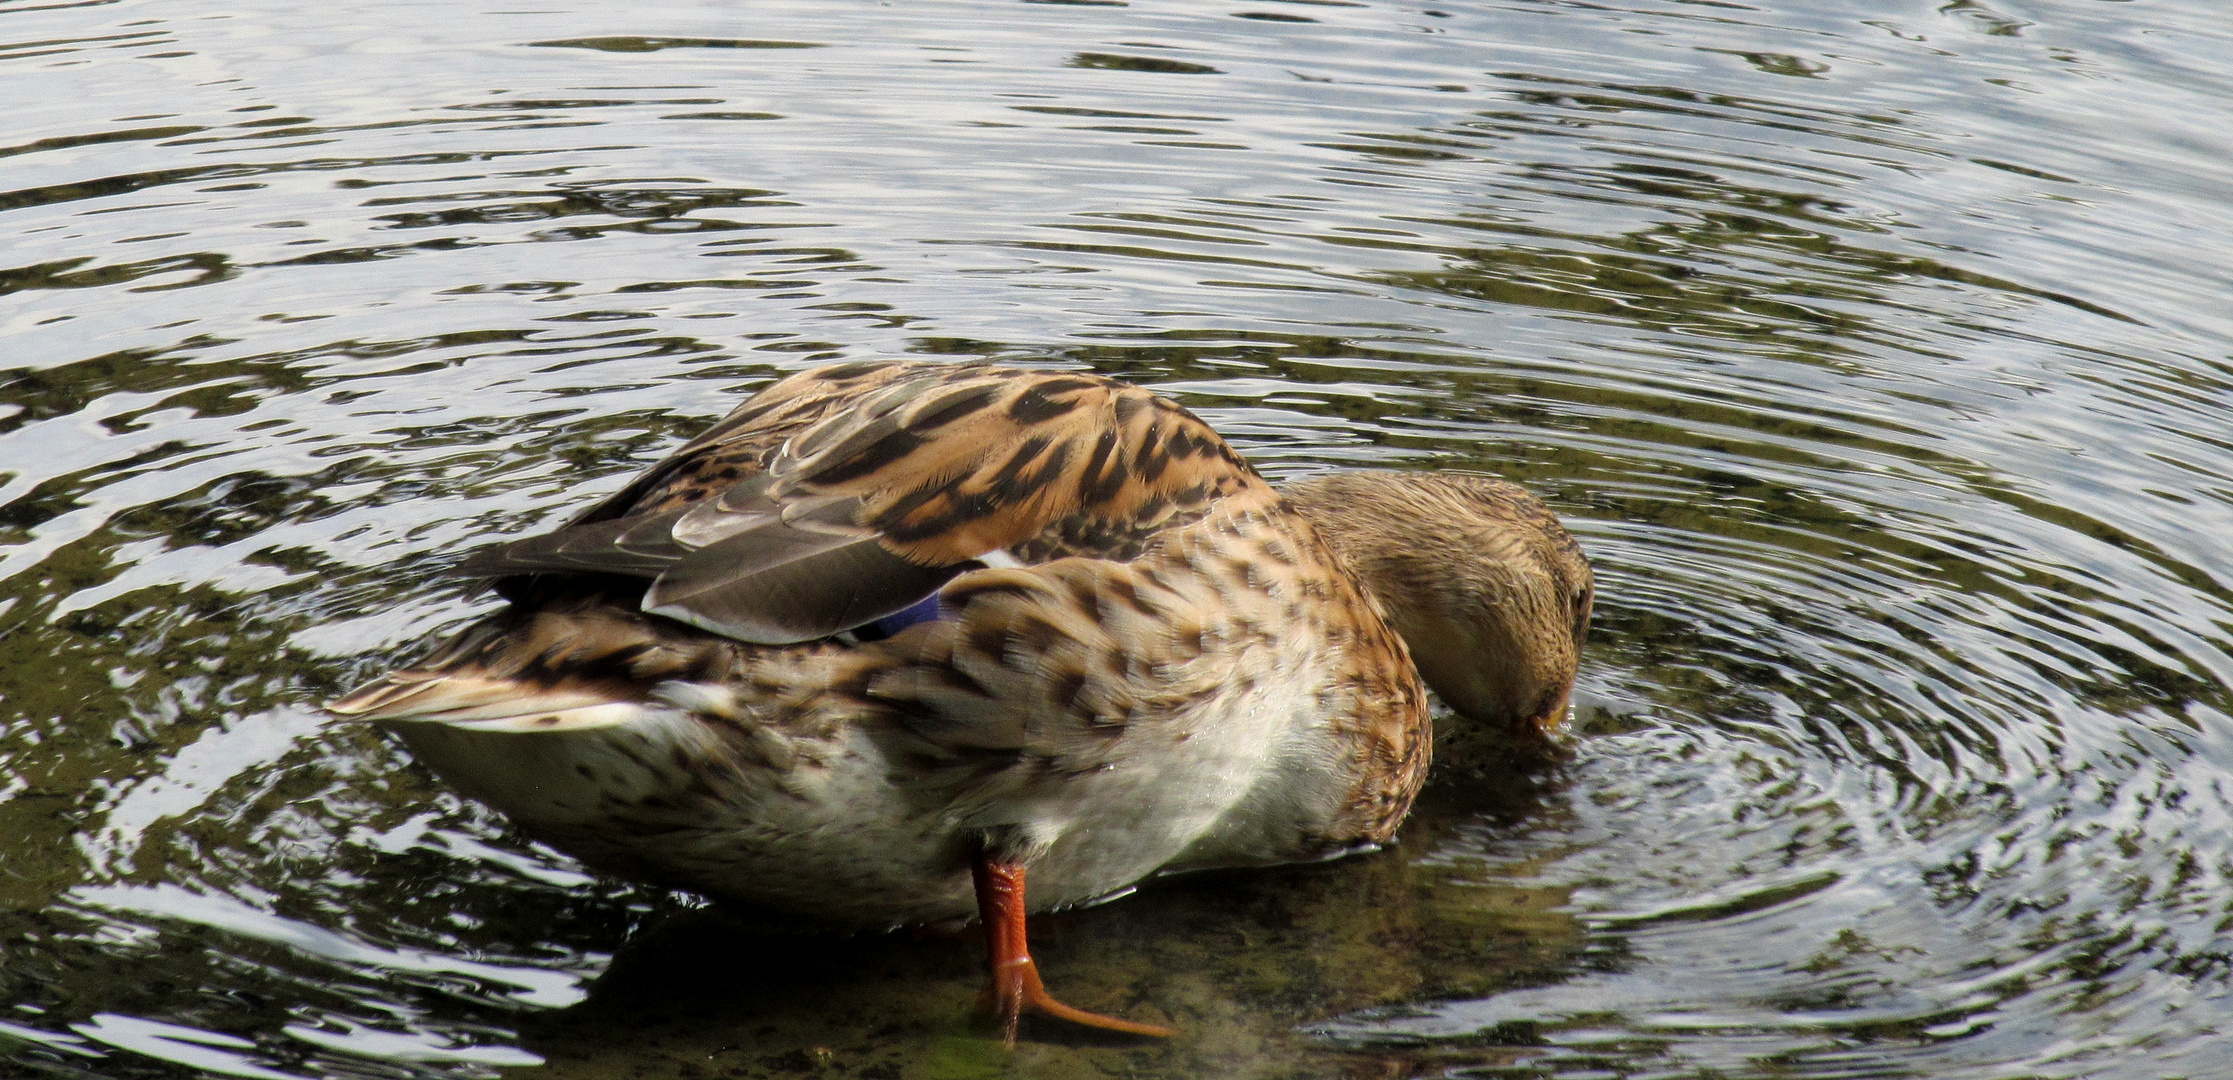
[{"xmin": 330, "ymin": 360, "xmax": 1591, "ymax": 1043}]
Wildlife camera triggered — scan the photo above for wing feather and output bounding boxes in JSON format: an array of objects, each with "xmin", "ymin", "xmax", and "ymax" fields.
[
  {"xmin": 455, "ymin": 362, "xmax": 1273, "ymax": 645},
  {"xmin": 457, "ymin": 510, "xmax": 690, "ymax": 577},
  {"xmin": 646, "ymin": 535, "xmax": 960, "ymax": 643}
]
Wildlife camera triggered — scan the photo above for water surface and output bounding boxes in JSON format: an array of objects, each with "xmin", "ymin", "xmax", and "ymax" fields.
[{"xmin": 6, "ymin": 0, "xmax": 2233, "ymax": 1077}]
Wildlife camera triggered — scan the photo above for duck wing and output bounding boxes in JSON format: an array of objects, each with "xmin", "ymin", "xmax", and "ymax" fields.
[{"xmin": 458, "ymin": 361, "xmax": 1272, "ymax": 645}]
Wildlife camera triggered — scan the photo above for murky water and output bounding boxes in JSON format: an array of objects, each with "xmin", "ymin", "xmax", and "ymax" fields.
[{"xmin": 6, "ymin": 0, "xmax": 2233, "ymax": 1077}]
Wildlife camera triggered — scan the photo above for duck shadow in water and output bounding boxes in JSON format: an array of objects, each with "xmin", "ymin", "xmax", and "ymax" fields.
[{"xmin": 514, "ymin": 760, "xmax": 1585, "ymax": 1080}]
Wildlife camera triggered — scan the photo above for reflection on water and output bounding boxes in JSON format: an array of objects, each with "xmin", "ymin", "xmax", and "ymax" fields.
[
  {"xmin": 5, "ymin": 0, "xmax": 2233, "ymax": 1077},
  {"xmin": 511, "ymin": 791, "xmax": 1580, "ymax": 1080}
]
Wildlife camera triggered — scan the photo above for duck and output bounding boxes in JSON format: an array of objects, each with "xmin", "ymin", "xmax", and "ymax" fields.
[{"xmin": 328, "ymin": 360, "xmax": 1592, "ymax": 1044}]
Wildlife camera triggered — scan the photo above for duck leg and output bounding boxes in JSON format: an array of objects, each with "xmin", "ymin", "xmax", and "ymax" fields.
[{"xmin": 972, "ymin": 854, "xmax": 1175, "ymax": 1046}]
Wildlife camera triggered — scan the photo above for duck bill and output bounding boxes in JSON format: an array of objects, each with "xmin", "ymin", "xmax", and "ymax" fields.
[{"xmin": 1528, "ymin": 677, "xmax": 1576, "ymax": 737}]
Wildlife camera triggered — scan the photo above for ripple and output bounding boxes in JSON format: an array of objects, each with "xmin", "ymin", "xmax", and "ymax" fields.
[{"xmin": 6, "ymin": 0, "xmax": 2233, "ymax": 1077}]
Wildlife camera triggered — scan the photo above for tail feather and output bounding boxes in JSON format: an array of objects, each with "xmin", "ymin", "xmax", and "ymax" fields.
[
  {"xmin": 330, "ymin": 672, "xmax": 647, "ymax": 731},
  {"xmin": 328, "ymin": 594, "xmax": 736, "ymax": 733}
]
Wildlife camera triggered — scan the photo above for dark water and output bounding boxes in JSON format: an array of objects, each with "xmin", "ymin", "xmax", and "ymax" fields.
[{"xmin": 6, "ymin": 0, "xmax": 2232, "ymax": 1077}]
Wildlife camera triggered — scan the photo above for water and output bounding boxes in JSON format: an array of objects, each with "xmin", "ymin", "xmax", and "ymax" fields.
[{"xmin": 5, "ymin": 0, "xmax": 2232, "ymax": 1077}]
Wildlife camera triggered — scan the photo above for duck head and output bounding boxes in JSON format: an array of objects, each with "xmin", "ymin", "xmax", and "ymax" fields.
[{"xmin": 1282, "ymin": 471, "xmax": 1592, "ymax": 740}]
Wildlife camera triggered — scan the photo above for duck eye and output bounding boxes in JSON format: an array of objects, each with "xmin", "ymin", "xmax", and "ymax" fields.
[{"xmin": 1572, "ymin": 585, "xmax": 1591, "ymax": 612}]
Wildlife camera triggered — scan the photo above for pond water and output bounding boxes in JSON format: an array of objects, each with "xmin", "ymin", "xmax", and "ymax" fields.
[{"xmin": 6, "ymin": 0, "xmax": 2233, "ymax": 1077}]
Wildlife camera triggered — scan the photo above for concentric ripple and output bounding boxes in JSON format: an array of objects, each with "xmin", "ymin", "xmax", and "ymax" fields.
[{"xmin": 5, "ymin": 1, "xmax": 2232, "ymax": 1078}]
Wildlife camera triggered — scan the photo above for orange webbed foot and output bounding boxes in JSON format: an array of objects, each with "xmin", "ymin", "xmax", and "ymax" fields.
[{"xmin": 973, "ymin": 855, "xmax": 1175, "ymax": 1046}]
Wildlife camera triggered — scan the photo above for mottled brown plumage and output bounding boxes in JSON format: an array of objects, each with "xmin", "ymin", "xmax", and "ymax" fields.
[
  {"xmin": 456, "ymin": 362, "xmax": 1268, "ymax": 644},
  {"xmin": 329, "ymin": 360, "xmax": 1588, "ymax": 1041}
]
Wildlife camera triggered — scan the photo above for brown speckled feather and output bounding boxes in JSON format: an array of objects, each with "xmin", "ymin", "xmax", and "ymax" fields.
[{"xmin": 459, "ymin": 362, "xmax": 1270, "ymax": 643}]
